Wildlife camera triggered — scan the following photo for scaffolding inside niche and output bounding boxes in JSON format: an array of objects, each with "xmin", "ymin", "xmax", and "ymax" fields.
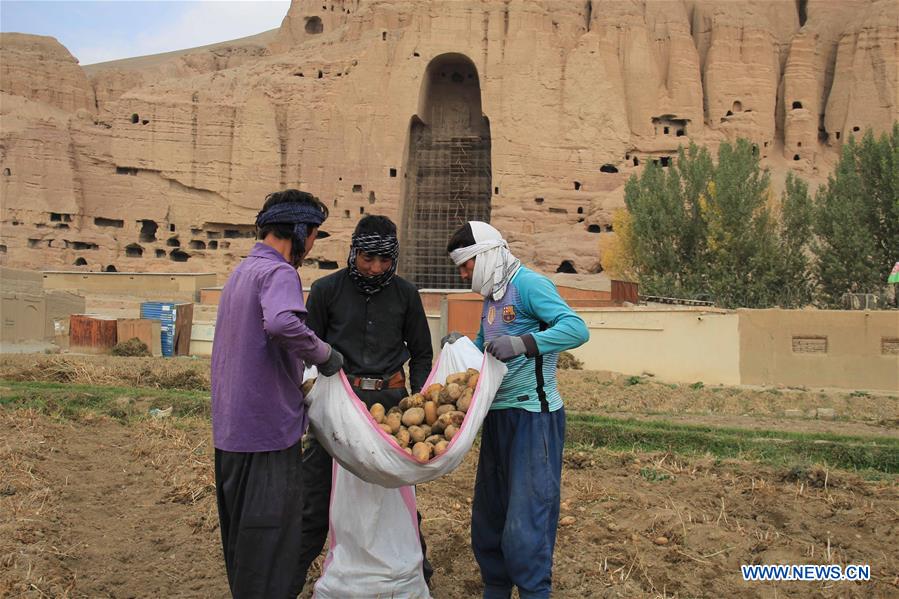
[{"xmin": 402, "ymin": 132, "xmax": 491, "ymax": 289}]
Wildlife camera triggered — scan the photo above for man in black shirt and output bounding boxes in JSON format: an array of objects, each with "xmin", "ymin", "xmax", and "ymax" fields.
[{"xmin": 297, "ymin": 214, "xmax": 434, "ymax": 590}]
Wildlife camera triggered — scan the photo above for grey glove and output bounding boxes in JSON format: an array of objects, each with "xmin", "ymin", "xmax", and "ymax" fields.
[
  {"xmin": 317, "ymin": 345, "xmax": 344, "ymax": 377},
  {"xmin": 486, "ymin": 334, "xmax": 536, "ymax": 362},
  {"xmin": 440, "ymin": 331, "xmax": 465, "ymax": 347}
]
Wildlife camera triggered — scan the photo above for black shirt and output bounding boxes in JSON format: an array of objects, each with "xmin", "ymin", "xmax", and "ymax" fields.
[{"xmin": 305, "ymin": 269, "xmax": 433, "ymax": 394}]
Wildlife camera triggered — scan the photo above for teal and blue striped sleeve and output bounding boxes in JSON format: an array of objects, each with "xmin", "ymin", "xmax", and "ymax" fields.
[
  {"xmin": 521, "ymin": 274, "xmax": 589, "ymax": 355},
  {"xmin": 474, "ymin": 320, "xmax": 485, "ymax": 351}
]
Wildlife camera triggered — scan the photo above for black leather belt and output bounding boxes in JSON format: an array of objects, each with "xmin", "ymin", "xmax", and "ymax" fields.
[{"xmin": 347, "ymin": 371, "xmax": 405, "ymax": 391}]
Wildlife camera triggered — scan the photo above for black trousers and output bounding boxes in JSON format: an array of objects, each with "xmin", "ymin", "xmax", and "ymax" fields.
[
  {"xmin": 215, "ymin": 440, "xmax": 305, "ymax": 599},
  {"xmin": 297, "ymin": 386, "xmax": 434, "ymax": 590}
]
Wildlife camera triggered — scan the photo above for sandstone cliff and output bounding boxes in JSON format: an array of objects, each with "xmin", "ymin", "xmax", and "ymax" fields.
[{"xmin": 1, "ymin": 0, "xmax": 896, "ymax": 284}]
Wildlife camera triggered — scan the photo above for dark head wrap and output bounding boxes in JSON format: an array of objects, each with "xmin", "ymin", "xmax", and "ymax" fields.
[
  {"xmin": 255, "ymin": 202, "xmax": 327, "ymax": 257},
  {"xmin": 347, "ymin": 233, "xmax": 399, "ymax": 294}
]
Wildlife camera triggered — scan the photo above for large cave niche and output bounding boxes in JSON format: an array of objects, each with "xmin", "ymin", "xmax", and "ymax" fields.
[{"xmin": 399, "ymin": 53, "xmax": 492, "ymax": 289}]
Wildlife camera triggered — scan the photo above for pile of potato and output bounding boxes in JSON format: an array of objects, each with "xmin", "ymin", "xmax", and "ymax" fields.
[{"xmin": 370, "ymin": 368, "xmax": 479, "ymax": 462}]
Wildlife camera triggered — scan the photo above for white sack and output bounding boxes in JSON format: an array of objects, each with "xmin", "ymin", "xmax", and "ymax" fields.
[
  {"xmin": 305, "ymin": 336, "xmax": 507, "ymax": 487},
  {"xmin": 313, "ymin": 465, "xmax": 429, "ymax": 599}
]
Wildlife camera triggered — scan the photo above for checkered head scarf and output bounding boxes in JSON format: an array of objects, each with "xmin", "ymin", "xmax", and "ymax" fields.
[
  {"xmin": 255, "ymin": 201, "xmax": 327, "ymax": 256},
  {"xmin": 347, "ymin": 232, "xmax": 400, "ymax": 295}
]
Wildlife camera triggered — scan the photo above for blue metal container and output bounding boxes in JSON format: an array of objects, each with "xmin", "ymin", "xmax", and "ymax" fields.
[{"xmin": 140, "ymin": 301, "xmax": 176, "ymax": 357}]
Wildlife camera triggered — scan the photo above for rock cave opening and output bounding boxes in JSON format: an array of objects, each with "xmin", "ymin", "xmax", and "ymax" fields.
[
  {"xmin": 600, "ymin": 164, "xmax": 618, "ymax": 173},
  {"xmin": 556, "ymin": 260, "xmax": 577, "ymax": 274},
  {"xmin": 139, "ymin": 221, "xmax": 157, "ymax": 242},
  {"xmin": 587, "ymin": 224, "xmax": 601, "ymax": 233},
  {"xmin": 155, "ymin": 249, "xmax": 166, "ymax": 258},
  {"xmin": 400, "ymin": 53, "xmax": 491, "ymax": 289},
  {"xmin": 125, "ymin": 244, "xmax": 143, "ymax": 257},
  {"xmin": 792, "ymin": 101, "xmax": 803, "ymax": 109},
  {"xmin": 105, "ymin": 265, "xmax": 117, "ymax": 272},
  {"xmin": 71, "ymin": 241, "xmax": 98, "ymax": 250},
  {"xmin": 169, "ymin": 249, "xmax": 190, "ymax": 262},
  {"xmin": 95, "ymin": 217, "xmax": 123, "ymax": 228},
  {"xmin": 797, "ymin": 0, "xmax": 808, "ymax": 27},
  {"xmin": 305, "ymin": 16, "xmax": 324, "ymax": 34},
  {"xmin": 73, "ymin": 257, "xmax": 87, "ymax": 266},
  {"xmin": 189, "ymin": 240, "xmax": 206, "ymax": 250}
]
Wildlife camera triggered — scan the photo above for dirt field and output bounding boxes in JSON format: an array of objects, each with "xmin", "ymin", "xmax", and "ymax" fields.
[{"xmin": 1, "ymin": 356, "xmax": 897, "ymax": 598}]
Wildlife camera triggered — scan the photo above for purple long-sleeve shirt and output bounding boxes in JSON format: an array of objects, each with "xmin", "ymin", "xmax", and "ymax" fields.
[{"xmin": 211, "ymin": 243, "xmax": 330, "ymax": 452}]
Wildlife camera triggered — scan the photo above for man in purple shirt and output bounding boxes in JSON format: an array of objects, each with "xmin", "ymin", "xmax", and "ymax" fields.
[{"xmin": 211, "ymin": 189, "xmax": 344, "ymax": 598}]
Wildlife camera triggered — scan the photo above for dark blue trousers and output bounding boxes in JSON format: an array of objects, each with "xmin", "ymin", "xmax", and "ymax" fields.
[{"xmin": 471, "ymin": 407, "xmax": 565, "ymax": 599}]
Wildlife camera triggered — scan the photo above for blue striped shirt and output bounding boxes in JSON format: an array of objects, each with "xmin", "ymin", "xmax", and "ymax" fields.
[{"xmin": 474, "ymin": 267, "xmax": 589, "ymax": 412}]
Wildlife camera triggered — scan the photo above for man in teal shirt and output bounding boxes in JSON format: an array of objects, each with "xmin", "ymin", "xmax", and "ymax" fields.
[{"xmin": 444, "ymin": 221, "xmax": 589, "ymax": 599}]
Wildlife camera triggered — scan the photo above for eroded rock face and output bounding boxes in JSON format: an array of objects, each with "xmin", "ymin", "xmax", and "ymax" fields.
[
  {"xmin": 0, "ymin": 33, "xmax": 95, "ymax": 114},
  {"xmin": 0, "ymin": 0, "xmax": 896, "ymax": 283}
]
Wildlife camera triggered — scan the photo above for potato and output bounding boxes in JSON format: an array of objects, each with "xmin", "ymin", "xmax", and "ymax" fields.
[
  {"xmin": 425, "ymin": 383, "xmax": 443, "ymax": 403},
  {"xmin": 437, "ymin": 411, "xmax": 465, "ymax": 429},
  {"xmin": 425, "ymin": 434, "xmax": 444, "ymax": 445},
  {"xmin": 431, "ymin": 419, "xmax": 445, "ymax": 434},
  {"xmin": 398, "ymin": 396, "xmax": 413, "ymax": 411},
  {"xmin": 370, "ymin": 403, "xmax": 386, "ymax": 423},
  {"xmin": 404, "ymin": 447, "xmax": 413, "ymax": 455},
  {"xmin": 444, "ymin": 424, "xmax": 458, "ymax": 440},
  {"xmin": 408, "ymin": 425, "xmax": 427, "ymax": 443},
  {"xmin": 419, "ymin": 424, "xmax": 432, "ymax": 437},
  {"xmin": 434, "ymin": 440, "xmax": 449, "ymax": 456},
  {"xmin": 387, "ymin": 406, "xmax": 403, "ymax": 416},
  {"xmin": 386, "ymin": 412, "xmax": 402, "ymax": 434},
  {"xmin": 466, "ymin": 368, "xmax": 479, "ymax": 377},
  {"xmin": 466, "ymin": 372, "xmax": 479, "ymax": 390},
  {"xmin": 401, "ymin": 407, "xmax": 425, "ymax": 427},
  {"xmin": 379, "ymin": 423, "xmax": 393, "ymax": 434},
  {"xmin": 423, "ymin": 401, "xmax": 438, "ymax": 425},
  {"xmin": 445, "ymin": 372, "xmax": 469, "ymax": 386},
  {"xmin": 412, "ymin": 442, "xmax": 431, "ymax": 462},
  {"xmin": 408, "ymin": 393, "xmax": 425, "ymax": 408},
  {"xmin": 438, "ymin": 383, "xmax": 462, "ymax": 405},
  {"xmin": 456, "ymin": 388, "xmax": 473, "ymax": 413},
  {"xmin": 395, "ymin": 428, "xmax": 411, "ymax": 448},
  {"xmin": 437, "ymin": 403, "xmax": 456, "ymax": 417}
]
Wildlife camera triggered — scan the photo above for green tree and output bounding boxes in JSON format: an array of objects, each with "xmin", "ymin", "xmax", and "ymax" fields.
[
  {"xmin": 622, "ymin": 144, "xmax": 713, "ymax": 299},
  {"xmin": 623, "ymin": 139, "xmax": 793, "ymax": 308},
  {"xmin": 814, "ymin": 124, "xmax": 899, "ymax": 305},
  {"xmin": 776, "ymin": 172, "xmax": 815, "ymax": 307},
  {"xmin": 703, "ymin": 139, "xmax": 780, "ymax": 308}
]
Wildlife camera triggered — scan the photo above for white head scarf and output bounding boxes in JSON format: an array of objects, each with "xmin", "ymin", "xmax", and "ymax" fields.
[{"xmin": 449, "ymin": 221, "xmax": 521, "ymax": 300}]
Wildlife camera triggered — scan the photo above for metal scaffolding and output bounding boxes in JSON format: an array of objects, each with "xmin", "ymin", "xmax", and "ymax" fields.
[{"xmin": 401, "ymin": 131, "xmax": 492, "ymax": 289}]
